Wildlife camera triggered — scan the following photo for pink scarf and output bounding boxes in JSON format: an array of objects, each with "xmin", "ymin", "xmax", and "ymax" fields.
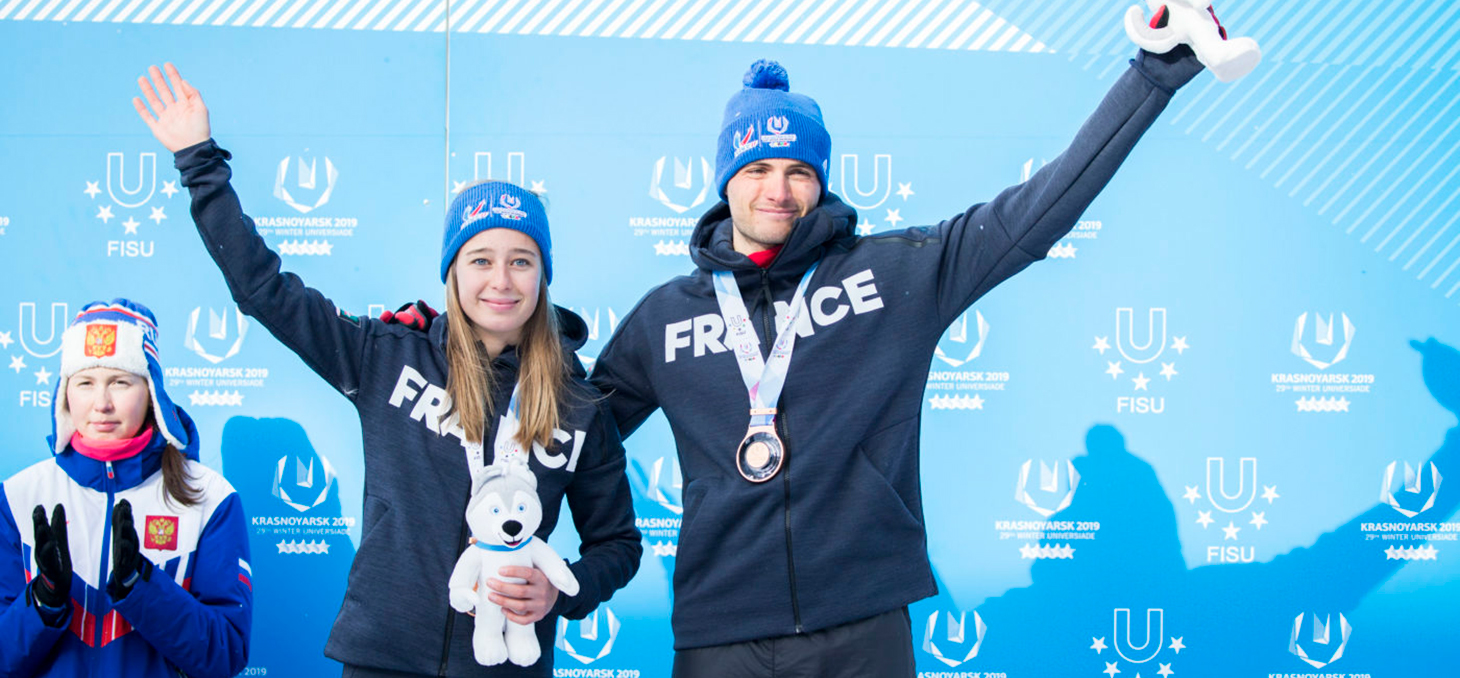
[{"xmin": 70, "ymin": 426, "xmax": 155, "ymax": 462}]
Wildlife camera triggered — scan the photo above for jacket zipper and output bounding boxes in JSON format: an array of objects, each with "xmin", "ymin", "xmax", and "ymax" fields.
[
  {"xmin": 98, "ymin": 462, "xmax": 117, "ymax": 652},
  {"xmin": 758, "ymin": 269, "xmax": 803, "ymax": 634},
  {"xmin": 439, "ymin": 519, "xmax": 470, "ymax": 676}
]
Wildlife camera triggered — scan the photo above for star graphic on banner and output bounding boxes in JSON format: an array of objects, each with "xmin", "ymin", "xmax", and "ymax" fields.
[
  {"xmin": 149, "ymin": 206, "xmax": 167, "ymax": 224},
  {"xmin": 884, "ymin": 208, "xmax": 903, "ymax": 228},
  {"xmin": 160, "ymin": 180, "xmax": 179, "ymax": 198},
  {"xmin": 451, "ymin": 180, "xmax": 467, "ymax": 194},
  {"xmin": 1132, "ymin": 373, "xmax": 1151, "ymax": 391},
  {"xmin": 1157, "ymin": 663, "xmax": 1174, "ymax": 677},
  {"xmin": 1168, "ymin": 637, "xmax": 1185, "ymax": 653},
  {"xmin": 530, "ymin": 180, "xmax": 547, "ymax": 194},
  {"xmin": 1160, "ymin": 362, "xmax": 1178, "ymax": 380},
  {"xmin": 8, "ymin": 355, "xmax": 26, "ymax": 373},
  {"xmin": 1091, "ymin": 637, "xmax": 1107, "ymax": 653},
  {"xmin": 1103, "ymin": 661, "xmax": 1121, "ymax": 677},
  {"xmin": 1250, "ymin": 511, "xmax": 1268, "ymax": 530},
  {"xmin": 1106, "ymin": 361, "xmax": 1124, "ymax": 380},
  {"xmin": 1182, "ymin": 486, "xmax": 1200, "ymax": 504},
  {"xmin": 1222, "ymin": 521, "xmax": 1241, "ymax": 540},
  {"xmin": 969, "ymin": 393, "xmax": 985, "ymax": 409},
  {"xmin": 96, "ymin": 205, "xmax": 115, "ymax": 223},
  {"xmin": 1093, "ymin": 336, "xmax": 1111, "ymax": 354},
  {"xmin": 84, "ymin": 181, "xmax": 101, "ymax": 198},
  {"xmin": 1171, "ymin": 336, "xmax": 1190, "ymax": 355},
  {"xmin": 896, "ymin": 182, "xmax": 915, "ymax": 200},
  {"xmin": 1019, "ymin": 543, "xmax": 1036, "ymax": 558},
  {"xmin": 34, "ymin": 366, "xmax": 52, "ymax": 386},
  {"xmin": 1196, "ymin": 511, "xmax": 1214, "ymax": 528},
  {"xmin": 0, "ymin": 332, "xmax": 11, "ymax": 349},
  {"xmin": 123, "ymin": 217, "xmax": 140, "ymax": 234},
  {"xmin": 856, "ymin": 221, "xmax": 875, "ymax": 236},
  {"xmin": 1262, "ymin": 485, "xmax": 1280, "ymax": 503},
  {"xmin": 650, "ymin": 541, "xmax": 678, "ymax": 557}
]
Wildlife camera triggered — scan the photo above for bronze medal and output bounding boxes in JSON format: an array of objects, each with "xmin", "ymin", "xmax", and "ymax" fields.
[{"xmin": 737, "ymin": 408, "xmax": 784, "ymax": 483}]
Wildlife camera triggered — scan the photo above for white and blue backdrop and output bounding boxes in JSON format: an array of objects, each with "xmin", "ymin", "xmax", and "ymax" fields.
[{"xmin": 3, "ymin": 1, "xmax": 1460, "ymax": 676}]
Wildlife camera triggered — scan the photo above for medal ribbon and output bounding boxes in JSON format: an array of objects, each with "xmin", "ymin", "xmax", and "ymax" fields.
[
  {"xmin": 465, "ymin": 383, "xmax": 525, "ymax": 485},
  {"xmin": 711, "ymin": 261, "xmax": 821, "ymax": 426}
]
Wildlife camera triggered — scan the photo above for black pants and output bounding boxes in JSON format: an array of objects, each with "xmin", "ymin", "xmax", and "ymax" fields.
[{"xmin": 673, "ymin": 608, "xmax": 916, "ymax": 678}]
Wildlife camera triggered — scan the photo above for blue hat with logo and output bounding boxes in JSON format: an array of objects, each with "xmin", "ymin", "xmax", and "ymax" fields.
[
  {"xmin": 52, "ymin": 299, "xmax": 190, "ymax": 456},
  {"xmin": 440, "ymin": 181, "xmax": 552, "ymax": 284},
  {"xmin": 714, "ymin": 60, "xmax": 832, "ymax": 200}
]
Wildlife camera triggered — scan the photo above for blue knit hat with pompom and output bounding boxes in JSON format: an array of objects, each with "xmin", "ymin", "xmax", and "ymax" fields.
[{"xmin": 714, "ymin": 60, "xmax": 831, "ymax": 200}]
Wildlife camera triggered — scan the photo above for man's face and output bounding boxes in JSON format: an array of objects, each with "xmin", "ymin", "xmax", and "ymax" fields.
[{"xmin": 725, "ymin": 158, "xmax": 821, "ymax": 255}]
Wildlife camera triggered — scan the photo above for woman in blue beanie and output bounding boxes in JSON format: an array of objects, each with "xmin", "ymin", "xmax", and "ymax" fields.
[
  {"xmin": 0, "ymin": 299, "xmax": 253, "ymax": 677},
  {"xmin": 132, "ymin": 63, "xmax": 641, "ymax": 677}
]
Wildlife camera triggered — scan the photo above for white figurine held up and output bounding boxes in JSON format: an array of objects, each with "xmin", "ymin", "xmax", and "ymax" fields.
[
  {"xmin": 1125, "ymin": 1, "xmax": 1261, "ymax": 82},
  {"xmin": 448, "ymin": 459, "xmax": 580, "ymax": 667}
]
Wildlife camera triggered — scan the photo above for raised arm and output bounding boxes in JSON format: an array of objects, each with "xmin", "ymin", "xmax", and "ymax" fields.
[
  {"xmin": 133, "ymin": 63, "xmax": 374, "ymax": 400},
  {"xmin": 931, "ymin": 47, "xmax": 1205, "ymax": 324}
]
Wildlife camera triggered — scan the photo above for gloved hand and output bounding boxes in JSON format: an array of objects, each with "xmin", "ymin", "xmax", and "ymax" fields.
[
  {"xmin": 106, "ymin": 499, "xmax": 148, "ymax": 600},
  {"xmin": 381, "ymin": 300, "xmax": 438, "ymax": 331},
  {"xmin": 30, "ymin": 505, "xmax": 71, "ymax": 610}
]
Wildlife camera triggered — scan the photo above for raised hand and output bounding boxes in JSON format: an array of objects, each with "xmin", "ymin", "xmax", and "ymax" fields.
[
  {"xmin": 133, "ymin": 63, "xmax": 211, "ymax": 152},
  {"xmin": 30, "ymin": 504, "xmax": 72, "ymax": 610}
]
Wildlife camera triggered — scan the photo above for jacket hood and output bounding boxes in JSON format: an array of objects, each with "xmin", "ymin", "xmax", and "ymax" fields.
[
  {"xmin": 430, "ymin": 304, "xmax": 591, "ymax": 379},
  {"xmin": 689, "ymin": 193, "xmax": 859, "ymax": 279}
]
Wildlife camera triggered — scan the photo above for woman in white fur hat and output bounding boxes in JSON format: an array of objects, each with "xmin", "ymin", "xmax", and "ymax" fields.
[{"xmin": 0, "ymin": 299, "xmax": 252, "ymax": 677}]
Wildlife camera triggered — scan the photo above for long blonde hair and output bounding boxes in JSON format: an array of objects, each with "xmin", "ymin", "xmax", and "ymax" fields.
[{"xmin": 444, "ymin": 266, "xmax": 566, "ymax": 448}]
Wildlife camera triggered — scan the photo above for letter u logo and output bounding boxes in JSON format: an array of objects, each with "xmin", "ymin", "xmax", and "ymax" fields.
[
  {"xmin": 106, "ymin": 152, "xmax": 156, "ymax": 208},
  {"xmin": 1113, "ymin": 608, "xmax": 1164, "ymax": 664},
  {"xmin": 1115, "ymin": 307, "xmax": 1167, "ymax": 364},
  {"xmin": 837, "ymin": 153, "xmax": 892, "ymax": 210},
  {"xmin": 1206, "ymin": 457, "xmax": 1258, "ymax": 513},
  {"xmin": 18, "ymin": 302, "xmax": 69, "ymax": 358}
]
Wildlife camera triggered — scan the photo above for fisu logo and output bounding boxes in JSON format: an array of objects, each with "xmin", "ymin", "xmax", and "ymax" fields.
[
  {"xmin": 922, "ymin": 610, "xmax": 986, "ymax": 667},
  {"xmin": 555, "ymin": 607, "xmax": 619, "ymax": 665},
  {"xmin": 1116, "ymin": 308, "xmax": 1167, "ymax": 364},
  {"xmin": 18, "ymin": 302, "xmax": 70, "ymax": 359},
  {"xmin": 1112, "ymin": 608, "xmax": 1164, "ymax": 664},
  {"xmin": 663, "ymin": 270, "xmax": 884, "ymax": 363},
  {"xmin": 1206, "ymin": 457, "xmax": 1258, "ymax": 513},
  {"xmin": 836, "ymin": 153, "xmax": 893, "ymax": 211},
  {"xmin": 107, "ymin": 152, "xmax": 156, "ymax": 208}
]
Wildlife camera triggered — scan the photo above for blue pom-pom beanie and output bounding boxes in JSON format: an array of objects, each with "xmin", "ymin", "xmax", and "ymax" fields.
[
  {"xmin": 714, "ymin": 59, "xmax": 831, "ymax": 200},
  {"xmin": 440, "ymin": 181, "xmax": 552, "ymax": 284}
]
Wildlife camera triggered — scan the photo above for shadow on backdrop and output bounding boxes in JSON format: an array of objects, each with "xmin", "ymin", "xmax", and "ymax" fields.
[
  {"xmin": 913, "ymin": 338, "xmax": 1460, "ymax": 676},
  {"xmin": 222, "ymin": 416, "xmax": 355, "ymax": 677}
]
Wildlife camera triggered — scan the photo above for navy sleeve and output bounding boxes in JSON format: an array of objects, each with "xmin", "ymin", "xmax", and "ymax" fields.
[
  {"xmin": 175, "ymin": 139, "xmax": 372, "ymax": 402},
  {"xmin": 0, "ymin": 486, "xmax": 68, "ymax": 678},
  {"xmin": 110, "ymin": 492, "xmax": 252, "ymax": 678},
  {"xmin": 552, "ymin": 401, "xmax": 643, "ymax": 620},
  {"xmin": 932, "ymin": 49, "xmax": 1203, "ymax": 325},
  {"xmin": 589, "ymin": 298, "xmax": 662, "ymax": 438}
]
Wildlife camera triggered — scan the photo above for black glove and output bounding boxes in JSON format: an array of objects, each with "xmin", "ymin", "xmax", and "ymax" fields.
[
  {"xmin": 106, "ymin": 499, "xmax": 147, "ymax": 600},
  {"xmin": 29, "ymin": 504, "xmax": 71, "ymax": 610},
  {"xmin": 380, "ymin": 300, "xmax": 438, "ymax": 332}
]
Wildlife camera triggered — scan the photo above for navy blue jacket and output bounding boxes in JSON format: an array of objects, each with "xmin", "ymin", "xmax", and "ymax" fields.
[
  {"xmin": 176, "ymin": 141, "xmax": 641, "ymax": 677},
  {"xmin": 591, "ymin": 51, "xmax": 1203, "ymax": 650}
]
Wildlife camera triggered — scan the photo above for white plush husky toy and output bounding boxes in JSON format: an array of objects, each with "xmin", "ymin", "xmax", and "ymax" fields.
[
  {"xmin": 1125, "ymin": 1, "xmax": 1261, "ymax": 82},
  {"xmin": 449, "ymin": 458, "xmax": 579, "ymax": 667}
]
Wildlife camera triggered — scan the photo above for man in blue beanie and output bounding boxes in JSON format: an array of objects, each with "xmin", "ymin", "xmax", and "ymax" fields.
[{"xmin": 587, "ymin": 31, "xmax": 1228, "ymax": 678}]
